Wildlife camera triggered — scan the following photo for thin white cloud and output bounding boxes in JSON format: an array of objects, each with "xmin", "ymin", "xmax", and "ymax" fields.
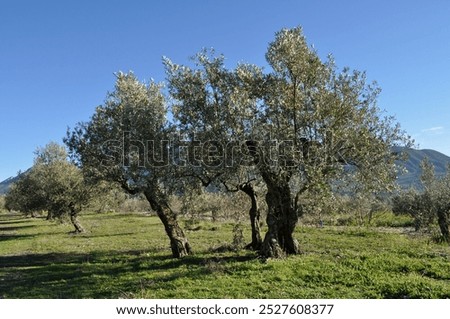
[{"xmin": 421, "ymin": 126, "xmax": 444, "ymax": 134}]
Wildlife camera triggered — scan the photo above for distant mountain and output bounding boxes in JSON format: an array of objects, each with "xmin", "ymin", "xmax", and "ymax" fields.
[
  {"xmin": 0, "ymin": 171, "xmax": 28, "ymax": 195},
  {"xmin": 395, "ymin": 147, "xmax": 450, "ymax": 190},
  {"xmin": 0, "ymin": 176, "xmax": 17, "ymax": 195},
  {"xmin": 0, "ymin": 148, "xmax": 449, "ymax": 195}
]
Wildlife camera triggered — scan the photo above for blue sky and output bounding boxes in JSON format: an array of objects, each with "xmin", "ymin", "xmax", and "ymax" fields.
[{"xmin": 1, "ymin": 0, "xmax": 450, "ymax": 181}]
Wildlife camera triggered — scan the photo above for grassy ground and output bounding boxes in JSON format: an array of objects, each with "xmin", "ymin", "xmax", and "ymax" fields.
[{"xmin": 0, "ymin": 211, "xmax": 449, "ymax": 298}]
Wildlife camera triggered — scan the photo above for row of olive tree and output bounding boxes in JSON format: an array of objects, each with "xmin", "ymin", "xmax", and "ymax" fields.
[
  {"xmin": 63, "ymin": 26, "xmax": 411, "ymax": 258},
  {"xmin": 393, "ymin": 158, "xmax": 450, "ymax": 241}
]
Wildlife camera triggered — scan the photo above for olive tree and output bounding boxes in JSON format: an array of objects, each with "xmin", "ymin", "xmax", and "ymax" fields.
[
  {"xmin": 5, "ymin": 170, "xmax": 44, "ymax": 216},
  {"xmin": 65, "ymin": 72, "xmax": 191, "ymax": 257},
  {"xmin": 393, "ymin": 158, "xmax": 450, "ymax": 241},
  {"xmin": 5, "ymin": 142, "xmax": 89, "ymax": 232},
  {"xmin": 165, "ymin": 27, "xmax": 411, "ymax": 258},
  {"xmin": 433, "ymin": 172, "xmax": 450, "ymax": 242},
  {"xmin": 164, "ymin": 52, "xmax": 264, "ymax": 250},
  {"xmin": 259, "ymin": 27, "xmax": 410, "ymax": 257}
]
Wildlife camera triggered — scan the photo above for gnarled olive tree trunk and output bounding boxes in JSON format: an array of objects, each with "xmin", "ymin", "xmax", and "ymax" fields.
[
  {"xmin": 46, "ymin": 210, "xmax": 54, "ymax": 220},
  {"xmin": 69, "ymin": 205, "xmax": 85, "ymax": 233},
  {"xmin": 260, "ymin": 173, "xmax": 300, "ymax": 258},
  {"xmin": 240, "ymin": 183, "xmax": 262, "ymax": 250},
  {"xmin": 437, "ymin": 207, "xmax": 450, "ymax": 242},
  {"xmin": 144, "ymin": 188, "xmax": 192, "ymax": 258}
]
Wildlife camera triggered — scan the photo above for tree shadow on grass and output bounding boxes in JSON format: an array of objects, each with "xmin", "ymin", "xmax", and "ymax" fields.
[
  {"xmin": 0, "ymin": 223, "xmax": 39, "ymax": 242},
  {"xmin": 0, "ymin": 250, "xmax": 157, "ymax": 298},
  {"xmin": 85, "ymin": 232, "xmax": 137, "ymax": 239},
  {"xmin": 93, "ymin": 213, "xmax": 151, "ymax": 221},
  {"xmin": 0, "ymin": 225, "xmax": 36, "ymax": 232},
  {"xmin": 0, "ymin": 234, "xmax": 36, "ymax": 241},
  {"xmin": 0, "ymin": 250, "xmax": 258, "ymax": 298},
  {"xmin": 0, "ymin": 219, "xmax": 33, "ymax": 225}
]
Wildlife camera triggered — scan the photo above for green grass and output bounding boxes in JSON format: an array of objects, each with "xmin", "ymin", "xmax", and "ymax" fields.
[
  {"xmin": 0, "ymin": 211, "xmax": 449, "ymax": 298},
  {"xmin": 367, "ymin": 211, "xmax": 415, "ymax": 228}
]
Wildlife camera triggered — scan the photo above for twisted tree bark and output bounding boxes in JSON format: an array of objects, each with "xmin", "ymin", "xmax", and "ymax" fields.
[
  {"xmin": 260, "ymin": 173, "xmax": 300, "ymax": 258},
  {"xmin": 69, "ymin": 206, "xmax": 85, "ymax": 233},
  {"xmin": 240, "ymin": 183, "xmax": 262, "ymax": 250},
  {"xmin": 437, "ymin": 207, "xmax": 449, "ymax": 242},
  {"xmin": 144, "ymin": 188, "xmax": 192, "ymax": 258}
]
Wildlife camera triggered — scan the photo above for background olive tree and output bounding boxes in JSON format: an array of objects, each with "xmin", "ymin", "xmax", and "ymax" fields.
[
  {"xmin": 393, "ymin": 158, "xmax": 450, "ymax": 241},
  {"xmin": 5, "ymin": 170, "xmax": 43, "ymax": 217},
  {"xmin": 5, "ymin": 142, "xmax": 89, "ymax": 232}
]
